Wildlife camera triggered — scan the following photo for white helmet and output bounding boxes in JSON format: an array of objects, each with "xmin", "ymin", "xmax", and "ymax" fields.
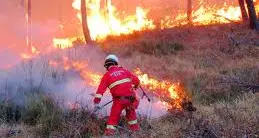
[
  {"xmin": 105, "ymin": 54, "xmax": 119, "ymax": 63},
  {"xmin": 104, "ymin": 54, "xmax": 119, "ymax": 68}
]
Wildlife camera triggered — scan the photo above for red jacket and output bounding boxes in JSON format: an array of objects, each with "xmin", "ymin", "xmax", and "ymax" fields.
[{"xmin": 95, "ymin": 66, "xmax": 140, "ymax": 98}]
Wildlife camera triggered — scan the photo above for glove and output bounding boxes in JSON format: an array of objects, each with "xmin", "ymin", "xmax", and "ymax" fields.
[
  {"xmin": 133, "ymin": 84, "xmax": 139, "ymax": 90},
  {"xmin": 93, "ymin": 97, "xmax": 101, "ymax": 104}
]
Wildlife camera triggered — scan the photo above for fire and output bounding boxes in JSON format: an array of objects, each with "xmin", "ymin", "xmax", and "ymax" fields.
[
  {"xmin": 69, "ymin": 0, "xmax": 259, "ymax": 40},
  {"xmin": 20, "ymin": 46, "xmax": 40, "ymax": 60},
  {"xmin": 53, "ymin": 37, "xmax": 80, "ymax": 49},
  {"xmin": 161, "ymin": 3, "xmax": 243, "ymax": 28},
  {"xmin": 134, "ymin": 68, "xmax": 189, "ymax": 109},
  {"xmin": 71, "ymin": 62, "xmax": 189, "ymax": 109},
  {"xmin": 49, "ymin": 0, "xmax": 259, "ymax": 45},
  {"xmin": 48, "ymin": 57, "xmax": 189, "ymax": 109},
  {"xmin": 72, "ymin": 0, "xmax": 155, "ymax": 41},
  {"xmin": 192, "ymin": 4, "xmax": 241, "ymax": 24},
  {"xmin": 50, "ymin": 58, "xmax": 102, "ymax": 86},
  {"xmin": 71, "ymin": 61, "xmax": 102, "ymax": 86},
  {"xmin": 255, "ymin": 0, "xmax": 259, "ymax": 14}
]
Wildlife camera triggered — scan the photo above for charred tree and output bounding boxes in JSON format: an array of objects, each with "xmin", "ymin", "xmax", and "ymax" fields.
[
  {"xmin": 187, "ymin": 0, "xmax": 193, "ymax": 24},
  {"xmin": 245, "ymin": 0, "xmax": 259, "ymax": 30},
  {"xmin": 81, "ymin": 0, "xmax": 92, "ymax": 43},
  {"xmin": 238, "ymin": 0, "xmax": 248, "ymax": 20}
]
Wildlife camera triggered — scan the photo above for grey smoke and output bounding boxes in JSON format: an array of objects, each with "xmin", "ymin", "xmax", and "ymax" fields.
[
  {"xmin": 0, "ymin": 45, "xmax": 168, "ymax": 118},
  {"xmin": 0, "ymin": 0, "xmax": 172, "ymax": 118}
]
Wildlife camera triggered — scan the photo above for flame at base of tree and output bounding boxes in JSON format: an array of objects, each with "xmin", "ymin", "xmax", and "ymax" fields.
[{"xmin": 72, "ymin": 0, "xmax": 155, "ymax": 41}]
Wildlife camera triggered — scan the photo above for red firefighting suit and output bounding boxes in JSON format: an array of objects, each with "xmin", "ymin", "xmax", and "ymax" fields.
[{"xmin": 93, "ymin": 65, "xmax": 140, "ymax": 135}]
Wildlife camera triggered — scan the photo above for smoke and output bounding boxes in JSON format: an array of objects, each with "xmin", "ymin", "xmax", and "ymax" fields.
[
  {"xmin": 0, "ymin": 43, "xmax": 168, "ymax": 118},
  {"xmin": 0, "ymin": 0, "xmax": 63, "ymax": 56},
  {"xmin": 0, "ymin": 0, "xmax": 207, "ymax": 119}
]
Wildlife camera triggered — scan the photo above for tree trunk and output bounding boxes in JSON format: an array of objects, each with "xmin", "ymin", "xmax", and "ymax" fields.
[
  {"xmin": 187, "ymin": 0, "xmax": 192, "ymax": 24},
  {"xmin": 81, "ymin": 0, "xmax": 92, "ymax": 43},
  {"xmin": 245, "ymin": 0, "xmax": 259, "ymax": 30},
  {"xmin": 238, "ymin": 0, "xmax": 248, "ymax": 20},
  {"xmin": 27, "ymin": 0, "xmax": 32, "ymax": 52}
]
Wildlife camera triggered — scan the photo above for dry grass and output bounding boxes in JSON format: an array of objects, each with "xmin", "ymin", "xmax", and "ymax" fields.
[
  {"xmin": 96, "ymin": 23, "xmax": 259, "ymax": 137},
  {"xmin": 0, "ymin": 124, "xmax": 34, "ymax": 138},
  {"xmin": 150, "ymin": 93, "xmax": 259, "ymax": 138}
]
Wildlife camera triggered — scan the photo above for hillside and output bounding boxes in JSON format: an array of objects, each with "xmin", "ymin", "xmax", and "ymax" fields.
[{"xmin": 0, "ymin": 23, "xmax": 259, "ymax": 138}]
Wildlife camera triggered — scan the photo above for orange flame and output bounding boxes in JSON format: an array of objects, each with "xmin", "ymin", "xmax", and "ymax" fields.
[
  {"xmin": 49, "ymin": 58, "xmax": 189, "ymax": 109},
  {"xmin": 53, "ymin": 37, "xmax": 80, "ymax": 49},
  {"xmin": 71, "ymin": 61, "xmax": 102, "ymax": 86},
  {"xmin": 51, "ymin": 0, "xmax": 259, "ymax": 46},
  {"xmin": 134, "ymin": 68, "xmax": 189, "ymax": 109},
  {"xmin": 20, "ymin": 46, "xmax": 40, "ymax": 60},
  {"xmin": 72, "ymin": 0, "xmax": 155, "ymax": 41},
  {"xmin": 70, "ymin": 0, "xmax": 259, "ymax": 39},
  {"xmin": 161, "ymin": 2, "xmax": 245, "ymax": 28}
]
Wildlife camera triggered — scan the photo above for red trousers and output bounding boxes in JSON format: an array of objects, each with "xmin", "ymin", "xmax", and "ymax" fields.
[{"xmin": 106, "ymin": 99, "xmax": 139, "ymax": 131}]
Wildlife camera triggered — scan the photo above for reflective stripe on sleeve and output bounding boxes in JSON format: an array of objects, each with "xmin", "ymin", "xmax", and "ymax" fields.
[
  {"xmin": 95, "ymin": 94, "xmax": 103, "ymax": 98},
  {"xmin": 108, "ymin": 78, "xmax": 131, "ymax": 89},
  {"xmin": 106, "ymin": 125, "xmax": 116, "ymax": 130},
  {"xmin": 128, "ymin": 119, "xmax": 138, "ymax": 125}
]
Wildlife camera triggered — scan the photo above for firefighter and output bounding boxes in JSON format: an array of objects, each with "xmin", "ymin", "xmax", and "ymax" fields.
[{"xmin": 93, "ymin": 54, "xmax": 140, "ymax": 136}]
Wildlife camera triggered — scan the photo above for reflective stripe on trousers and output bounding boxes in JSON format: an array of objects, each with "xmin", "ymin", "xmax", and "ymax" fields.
[
  {"xmin": 128, "ymin": 119, "xmax": 138, "ymax": 125},
  {"xmin": 108, "ymin": 78, "xmax": 131, "ymax": 89},
  {"xmin": 106, "ymin": 125, "xmax": 116, "ymax": 130}
]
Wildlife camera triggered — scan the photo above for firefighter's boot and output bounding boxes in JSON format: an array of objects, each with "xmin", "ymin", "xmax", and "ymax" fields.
[{"xmin": 129, "ymin": 124, "xmax": 139, "ymax": 131}]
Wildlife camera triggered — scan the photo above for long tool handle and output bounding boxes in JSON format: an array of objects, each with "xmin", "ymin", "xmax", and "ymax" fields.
[
  {"xmin": 93, "ymin": 100, "xmax": 113, "ymax": 112},
  {"xmin": 100, "ymin": 100, "xmax": 113, "ymax": 108},
  {"xmin": 140, "ymin": 86, "xmax": 151, "ymax": 102}
]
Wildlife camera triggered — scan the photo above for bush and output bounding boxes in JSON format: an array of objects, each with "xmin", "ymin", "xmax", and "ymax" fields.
[{"xmin": 0, "ymin": 102, "xmax": 22, "ymax": 123}]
